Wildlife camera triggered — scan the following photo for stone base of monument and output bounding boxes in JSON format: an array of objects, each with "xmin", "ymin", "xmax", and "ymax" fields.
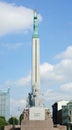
[
  {"xmin": 21, "ymin": 107, "xmax": 53, "ymax": 130},
  {"xmin": 21, "ymin": 107, "xmax": 66, "ymax": 130},
  {"xmin": 21, "ymin": 120, "xmax": 54, "ymax": 130}
]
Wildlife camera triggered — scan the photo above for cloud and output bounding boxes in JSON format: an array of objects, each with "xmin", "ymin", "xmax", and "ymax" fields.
[
  {"xmin": 5, "ymin": 45, "xmax": 72, "ymax": 88},
  {"xmin": 54, "ymin": 59, "xmax": 72, "ymax": 81},
  {"xmin": 40, "ymin": 58, "xmax": 72, "ymax": 86},
  {"xmin": 4, "ymin": 45, "xmax": 72, "ymax": 111},
  {"xmin": 5, "ymin": 75, "xmax": 31, "ymax": 87},
  {"xmin": 14, "ymin": 75, "xmax": 31, "ymax": 87},
  {"xmin": 11, "ymin": 98, "xmax": 26, "ymax": 107},
  {"xmin": 10, "ymin": 98, "xmax": 26, "ymax": 116},
  {"xmin": 60, "ymin": 82, "xmax": 72, "ymax": 91},
  {"xmin": 0, "ymin": 2, "xmax": 42, "ymax": 36},
  {"xmin": 40, "ymin": 62, "xmax": 54, "ymax": 73},
  {"xmin": 55, "ymin": 46, "xmax": 72, "ymax": 59},
  {"xmin": 43, "ymin": 88, "xmax": 72, "ymax": 110},
  {"xmin": 44, "ymin": 89, "xmax": 68, "ymax": 101}
]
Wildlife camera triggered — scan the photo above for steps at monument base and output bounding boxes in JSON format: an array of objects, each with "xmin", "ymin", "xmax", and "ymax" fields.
[{"xmin": 21, "ymin": 120, "xmax": 60, "ymax": 130}]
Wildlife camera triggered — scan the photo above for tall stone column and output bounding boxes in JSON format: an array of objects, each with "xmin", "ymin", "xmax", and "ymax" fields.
[{"xmin": 32, "ymin": 10, "xmax": 40, "ymax": 94}]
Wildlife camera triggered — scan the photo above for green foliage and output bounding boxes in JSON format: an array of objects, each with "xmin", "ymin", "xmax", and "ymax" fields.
[
  {"xmin": 0, "ymin": 117, "xmax": 8, "ymax": 130},
  {"xmin": 19, "ymin": 113, "xmax": 23, "ymax": 125},
  {"xmin": 8, "ymin": 117, "xmax": 18, "ymax": 125}
]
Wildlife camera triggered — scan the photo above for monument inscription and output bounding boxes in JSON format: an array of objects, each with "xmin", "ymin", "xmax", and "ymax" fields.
[{"xmin": 29, "ymin": 107, "xmax": 45, "ymax": 120}]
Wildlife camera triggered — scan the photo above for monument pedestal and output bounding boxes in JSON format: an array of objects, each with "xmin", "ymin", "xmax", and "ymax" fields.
[
  {"xmin": 21, "ymin": 120, "xmax": 54, "ymax": 130},
  {"xmin": 21, "ymin": 107, "xmax": 66, "ymax": 130},
  {"xmin": 21, "ymin": 107, "xmax": 56, "ymax": 130}
]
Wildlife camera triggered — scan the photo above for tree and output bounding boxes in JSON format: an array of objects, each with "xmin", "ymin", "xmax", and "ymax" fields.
[
  {"xmin": 0, "ymin": 117, "xmax": 8, "ymax": 130},
  {"xmin": 19, "ymin": 113, "xmax": 23, "ymax": 125},
  {"xmin": 8, "ymin": 117, "xmax": 18, "ymax": 125}
]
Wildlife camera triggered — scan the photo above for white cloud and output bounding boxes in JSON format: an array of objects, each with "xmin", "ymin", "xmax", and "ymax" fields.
[
  {"xmin": 55, "ymin": 46, "xmax": 72, "ymax": 59},
  {"xmin": 60, "ymin": 82, "xmax": 72, "ymax": 91},
  {"xmin": 40, "ymin": 62, "xmax": 54, "ymax": 74},
  {"xmin": 10, "ymin": 98, "xmax": 26, "ymax": 116},
  {"xmin": 4, "ymin": 45, "xmax": 72, "ymax": 111},
  {"xmin": 40, "ymin": 59, "xmax": 72, "ymax": 86},
  {"xmin": 5, "ymin": 47, "xmax": 72, "ymax": 88},
  {"xmin": 0, "ymin": 2, "xmax": 42, "ymax": 36},
  {"xmin": 43, "ymin": 88, "xmax": 72, "ymax": 109},
  {"xmin": 44, "ymin": 89, "xmax": 66, "ymax": 101},
  {"xmin": 5, "ymin": 75, "xmax": 31, "ymax": 87},
  {"xmin": 54, "ymin": 59, "xmax": 72, "ymax": 81},
  {"xmin": 11, "ymin": 98, "xmax": 26, "ymax": 107},
  {"xmin": 14, "ymin": 75, "xmax": 31, "ymax": 87}
]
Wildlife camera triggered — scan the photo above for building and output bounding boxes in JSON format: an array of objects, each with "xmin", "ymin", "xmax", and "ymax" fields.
[
  {"xmin": 0, "ymin": 88, "xmax": 10, "ymax": 120},
  {"xmin": 52, "ymin": 100, "xmax": 69, "ymax": 125},
  {"xmin": 62, "ymin": 101, "xmax": 72, "ymax": 130}
]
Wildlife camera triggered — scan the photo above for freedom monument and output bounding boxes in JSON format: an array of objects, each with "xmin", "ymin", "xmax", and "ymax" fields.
[{"xmin": 21, "ymin": 10, "xmax": 66, "ymax": 130}]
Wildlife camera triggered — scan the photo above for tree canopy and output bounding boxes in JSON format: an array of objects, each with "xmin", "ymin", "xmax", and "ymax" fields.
[
  {"xmin": 19, "ymin": 113, "xmax": 23, "ymax": 125},
  {"xmin": 8, "ymin": 117, "xmax": 18, "ymax": 125},
  {"xmin": 0, "ymin": 117, "xmax": 8, "ymax": 130}
]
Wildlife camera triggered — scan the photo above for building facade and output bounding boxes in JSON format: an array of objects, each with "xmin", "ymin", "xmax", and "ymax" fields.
[
  {"xmin": 0, "ymin": 88, "xmax": 10, "ymax": 120},
  {"xmin": 52, "ymin": 100, "xmax": 69, "ymax": 125},
  {"xmin": 62, "ymin": 101, "xmax": 72, "ymax": 130}
]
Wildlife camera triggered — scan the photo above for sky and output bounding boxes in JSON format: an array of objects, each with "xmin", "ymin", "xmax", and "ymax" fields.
[{"xmin": 0, "ymin": 0, "xmax": 72, "ymax": 117}]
